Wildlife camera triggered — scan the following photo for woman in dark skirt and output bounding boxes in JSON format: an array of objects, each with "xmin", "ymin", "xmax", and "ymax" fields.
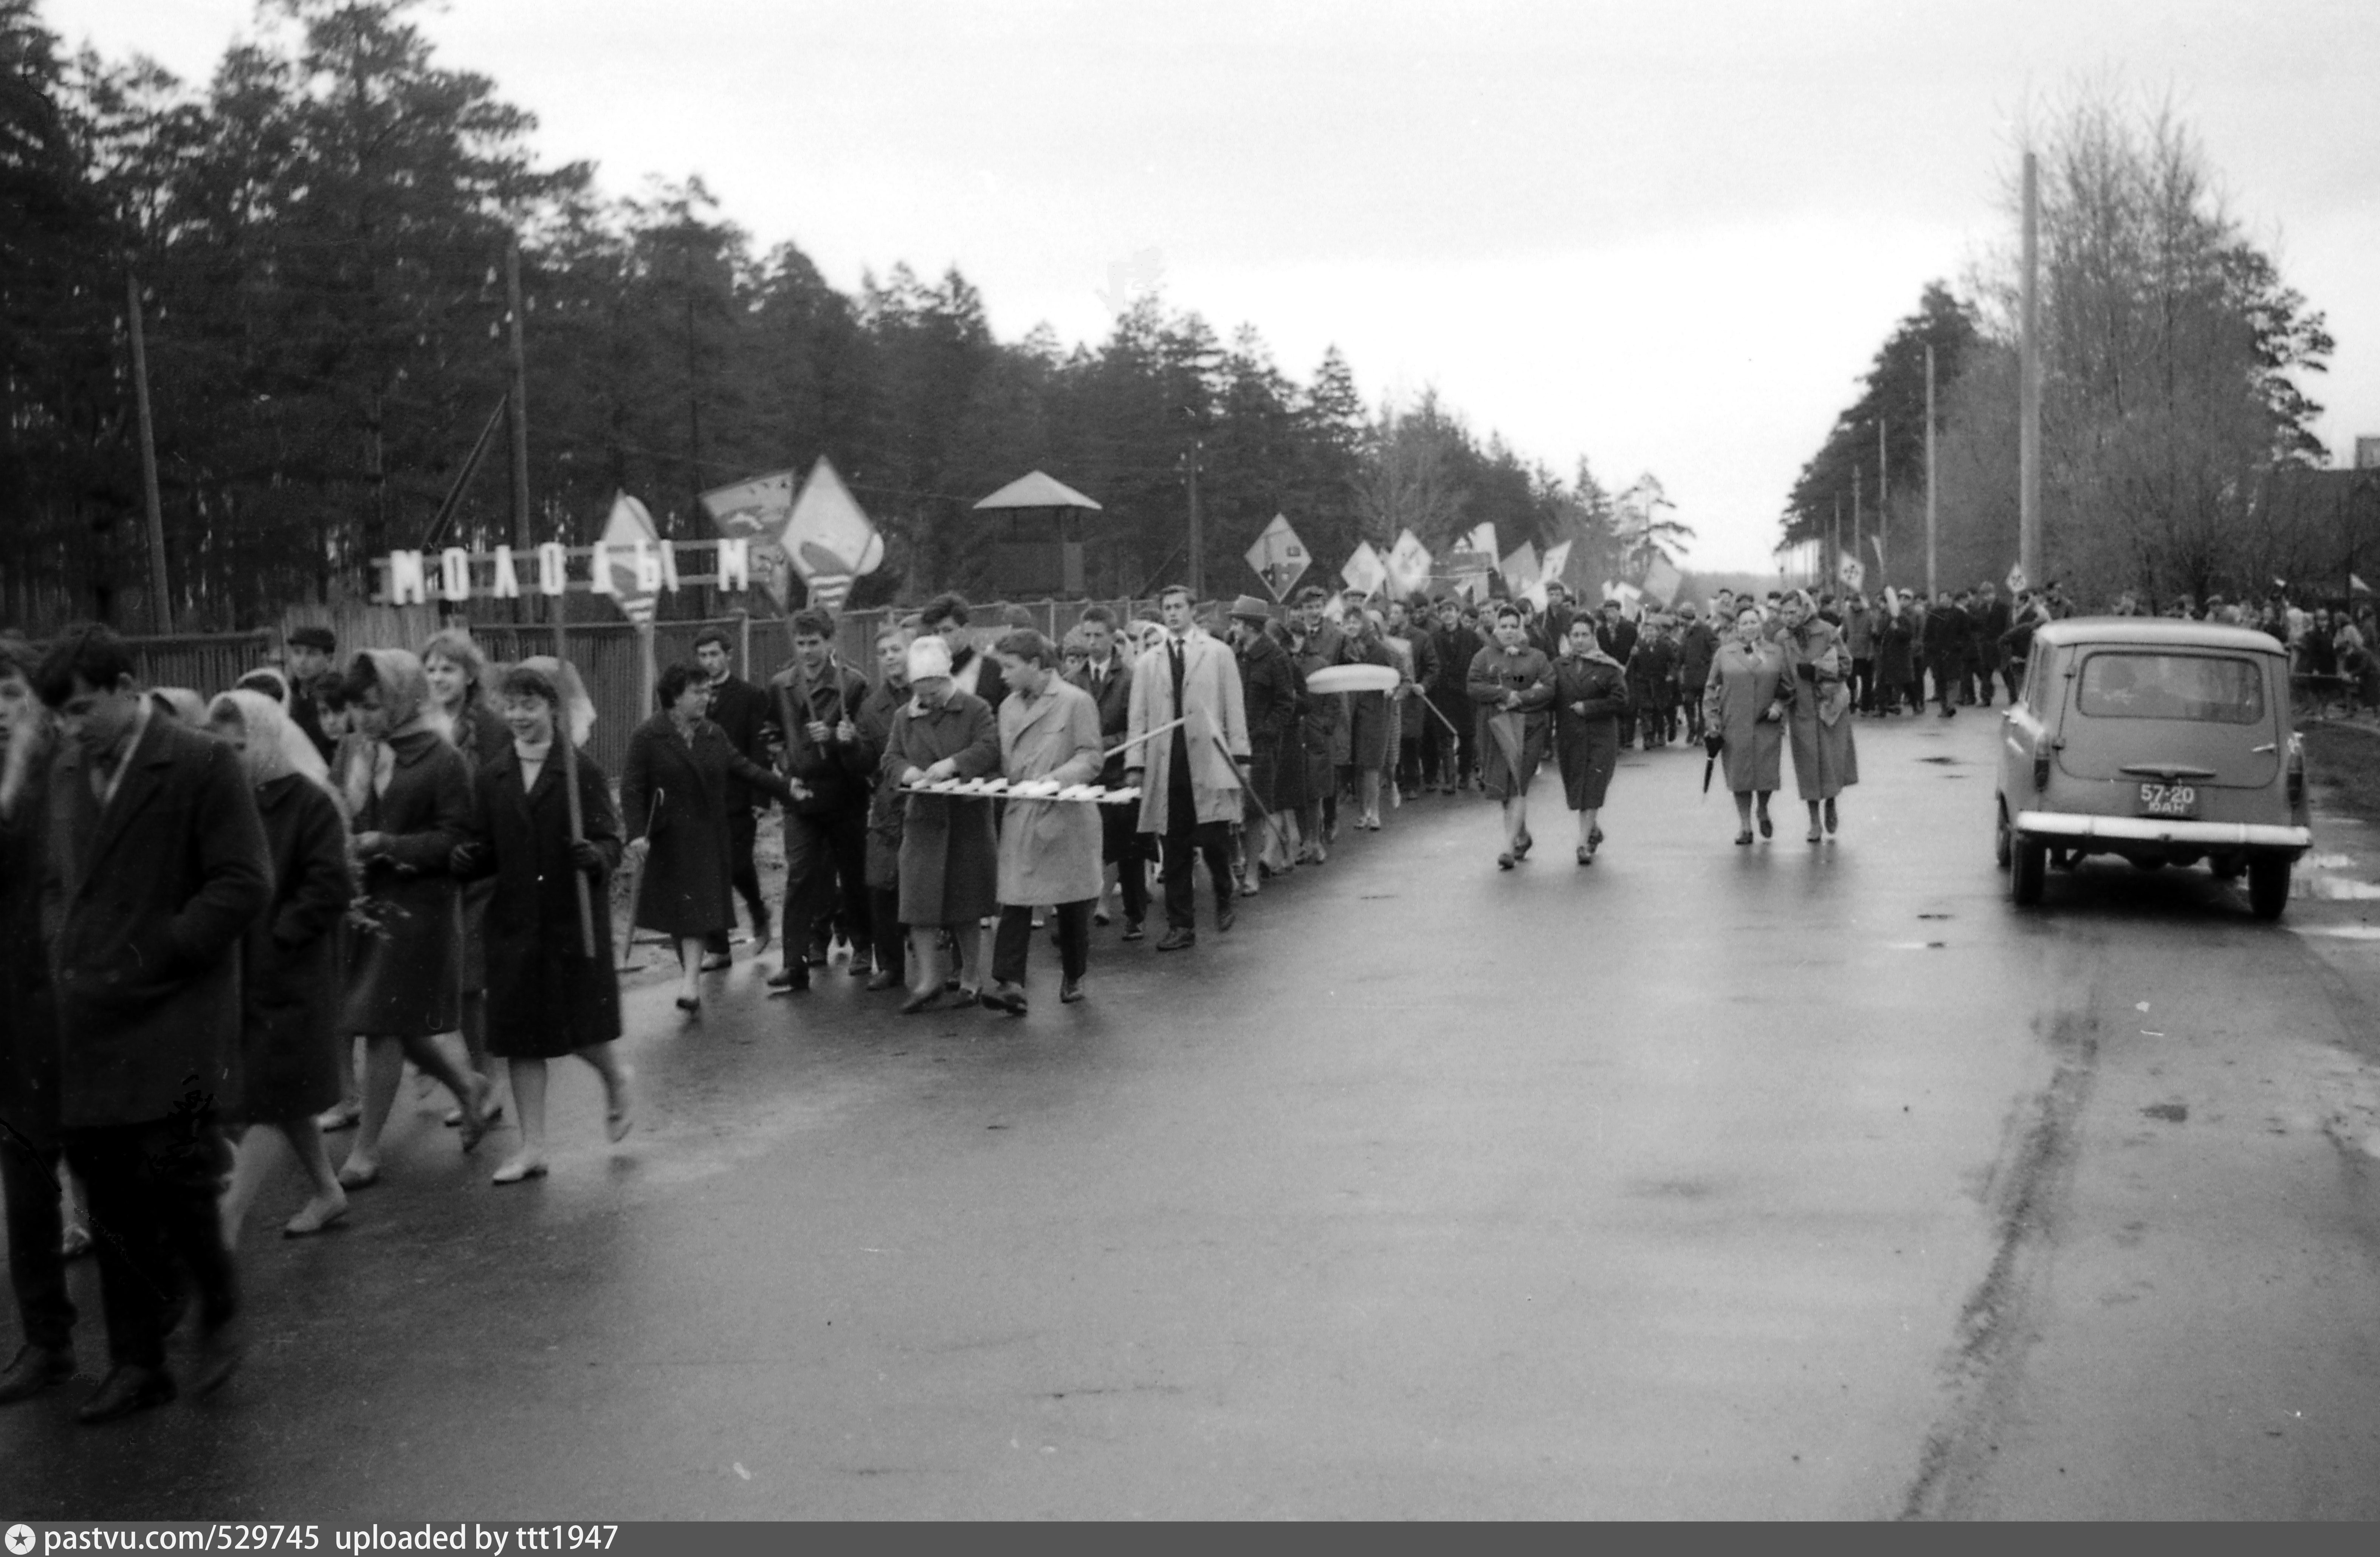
[
  {"xmin": 1467, "ymin": 604, "xmax": 1556, "ymax": 870},
  {"xmin": 1551, "ymin": 616, "xmax": 1630, "ymax": 865},
  {"xmin": 456, "ymin": 660, "xmax": 632, "ymax": 1185},
  {"xmin": 207, "ymin": 691, "xmax": 355, "ymax": 1242},
  {"xmin": 335, "ymin": 649, "xmax": 489, "ymax": 1189},
  {"xmin": 620, "ymin": 663, "xmax": 793, "ymax": 1014},
  {"xmin": 422, "ymin": 627, "xmax": 511, "ymax": 1114}
]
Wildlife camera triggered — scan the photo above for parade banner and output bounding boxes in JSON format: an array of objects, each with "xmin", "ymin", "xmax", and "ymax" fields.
[
  {"xmin": 1500, "ymin": 542, "xmax": 1541, "ymax": 603},
  {"xmin": 597, "ymin": 493, "xmax": 663, "ymax": 622},
  {"xmin": 1539, "ymin": 540, "xmax": 1574, "ymax": 592},
  {"xmin": 698, "ymin": 468, "xmax": 798, "ymax": 609},
  {"xmin": 1341, "ymin": 541, "xmax": 1388, "ymax": 600},
  {"xmin": 781, "ymin": 455, "xmax": 883, "ymax": 613},
  {"xmin": 1837, "ymin": 551, "xmax": 1865, "ymax": 590},
  {"xmin": 1385, "ymin": 528, "xmax": 1433, "ymax": 600},
  {"xmin": 1245, "ymin": 513, "xmax": 1311, "ymax": 601}
]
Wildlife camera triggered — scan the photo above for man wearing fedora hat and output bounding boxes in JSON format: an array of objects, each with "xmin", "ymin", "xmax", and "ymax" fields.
[{"xmin": 1225, "ymin": 596, "xmax": 1295, "ymax": 892}]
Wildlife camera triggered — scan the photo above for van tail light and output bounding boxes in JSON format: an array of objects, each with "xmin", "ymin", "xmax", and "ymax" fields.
[
  {"xmin": 2287, "ymin": 733, "xmax": 2305, "ymax": 807},
  {"xmin": 2032, "ymin": 734, "xmax": 2053, "ymax": 791}
]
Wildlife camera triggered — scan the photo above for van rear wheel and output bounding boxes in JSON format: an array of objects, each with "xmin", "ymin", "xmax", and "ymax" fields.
[
  {"xmin": 2011, "ymin": 834, "xmax": 2047, "ymax": 906},
  {"xmin": 1994, "ymin": 803, "xmax": 2012, "ymax": 868},
  {"xmin": 2247, "ymin": 855, "xmax": 2290, "ymax": 920}
]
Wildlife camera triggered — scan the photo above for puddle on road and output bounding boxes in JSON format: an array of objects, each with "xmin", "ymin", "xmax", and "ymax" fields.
[
  {"xmin": 2309, "ymin": 853, "xmax": 2357, "ymax": 870},
  {"xmin": 2293, "ymin": 876, "xmax": 2380, "ymax": 900},
  {"xmin": 1917, "ymin": 756, "xmax": 1964, "ymax": 765},
  {"xmin": 1886, "ymin": 940, "xmax": 1949, "ymax": 950},
  {"xmin": 2292, "ymin": 924, "xmax": 2380, "ymax": 940},
  {"xmin": 2142, "ymin": 1102, "xmax": 2189, "ymax": 1123}
]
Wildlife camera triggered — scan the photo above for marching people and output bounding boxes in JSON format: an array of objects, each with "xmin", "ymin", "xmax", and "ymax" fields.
[
  {"xmin": 1067, "ymin": 606, "xmax": 1149, "ymax": 934},
  {"xmin": 766, "ymin": 609, "xmax": 876, "ymax": 989},
  {"xmin": 1629, "ymin": 615, "xmax": 1680, "ymax": 747},
  {"xmin": 32, "ymin": 624, "xmax": 271, "ymax": 1421},
  {"xmin": 694, "ymin": 626, "xmax": 775, "ymax": 963},
  {"xmin": 985, "ymin": 629, "xmax": 1106, "ymax": 1013},
  {"xmin": 1468, "ymin": 603, "xmax": 1555, "ymax": 870},
  {"xmin": 1336, "ymin": 604, "xmax": 1398, "ymax": 832},
  {"xmin": 206, "ymin": 691, "xmax": 355, "ymax": 1244},
  {"xmin": 1125, "ymin": 584, "xmax": 1251, "ymax": 950},
  {"xmin": 851, "ymin": 621, "xmax": 914, "ymax": 991},
  {"xmin": 283, "ymin": 625, "xmax": 340, "ymax": 764},
  {"xmin": 0, "ymin": 638, "xmax": 71, "ymax": 1407},
  {"xmin": 1384, "ymin": 599, "xmax": 1435, "ymax": 807},
  {"xmin": 1225, "ymin": 596, "xmax": 1297, "ymax": 890},
  {"xmin": 1677, "ymin": 602, "xmax": 1718, "ymax": 744},
  {"xmin": 1703, "ymin": 603, "xmax": 1790, "ymax": 846},
  {"xmin": 452, "ymin": 659, "xmax": 634, "ymax": 1184},
  {"xmin": 1844, "ymin": 592, "xmax": 1877, "ymax": 714},
  {"xmin": 1594, "ymin": 598, "xmax": 1640, "ymax": 750},
  {"xmin": 1879, "ymin": 591, "xmax": 1920, "ymax": 715},
  {"xmin": 423, "ymin": 627, "xmax": 509, "ymax": 1123},
  {"xmin": 1288, "ymin": 595, "xmax": 1345, "ymax": 864},
  {"xmin": 887, "ymin": 635, "xmax": 1001, "ymax": 1012},
  {"xmin": 334, "ymin": 648, "xmax": 490, "ymax": 1190},
  {"xmin": 1552, "ymin": 615, "xmax": 1629, "ymax": 865},
  {"xmin": 621, "ymin": 663, "xmax": 796, "ymax": 1015},
  {"xmin": 1926, "ymin": 590, "xmax": 1969, "ymax": 717},
  {"xmin": 1426, "ymin": 597, "xmax": 1479, "ymax": 792},
  {"xmin": 1777, "ymin": 590, "xmax": 1859, "ymax": 842}
]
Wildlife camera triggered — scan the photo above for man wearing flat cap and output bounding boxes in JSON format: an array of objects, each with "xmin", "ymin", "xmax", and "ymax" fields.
[{"xmin": 283, "ymin": 626, "xmax": 338, "ymax": 764}]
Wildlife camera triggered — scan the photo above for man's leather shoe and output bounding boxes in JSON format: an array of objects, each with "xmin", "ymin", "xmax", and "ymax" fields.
[
  {"xmin": 698, "ymin": 952, "xmax": 733, "ymax": 973},
  {"xmin": 988, "ymin": 981, "xmax": 1028, "ymax": 1017},
  {"xmin": 1215, "ymin": 900, "xmax": 1236, "ymax": 933},
  {"xmin": 1120, "ymin": 920, "xmax": 1145, "ymax": 943},
  {"xmin": 897, "ymin": 990, "xmax": 943, "ymax": 1016},
  {"xmin": 1059, "ymin": 977, "xmax": 1085, "ymax": 1004},
  {"xmin": 77, "ymin": 1365, "xmax": 174, "ymax": 1424},
  {"xmin": 0, "ymin": 1343, "xmax": 73, "ymax": 1404},
  {"xmin": 765, "ymin": 964, "xmax": 809, "ymax": 993},
  {"xmin": 1155, "ymin": 928, "xmax": 1195, "ymax": 952},
  {"xmin": 191, "ymin": 1322, "xmax": 242, "ymax": 1399},
  {"xmin": 865, "ymin": 969, "xmax": 901, "ymax": 992}
]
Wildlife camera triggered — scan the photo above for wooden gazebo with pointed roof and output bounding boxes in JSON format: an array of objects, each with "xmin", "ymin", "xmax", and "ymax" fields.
[{"xmin": 974, "ymin": 470, "xmax": 1104, "ymax": 597}]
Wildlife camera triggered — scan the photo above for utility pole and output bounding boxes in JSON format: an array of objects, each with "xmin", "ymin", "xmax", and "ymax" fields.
[
  {"xmin": 2019, "ymin": 149, "xmax": 2042, "ymax": 590},
  {"xmin": 505, "ymin": 234, "xmax": 534, "ymax": 620},
  {"xmin": 1831, "ymin": 493, "xmax": 1841, "ymax": 593},
  {"xmin": 126, "ymin": 269, "xmax": 171, "ymax": 634},
  {"xmin": 1851, "ymin": 464, "xmax": 1862, "ymax": 592},
  {"xmin": 1926, "ymin": 343, "xmax": 1939, "ymax": 601},
  {"xmin": 1184, "ymin": 440, "xmax": 1205, "ymax": 597}
]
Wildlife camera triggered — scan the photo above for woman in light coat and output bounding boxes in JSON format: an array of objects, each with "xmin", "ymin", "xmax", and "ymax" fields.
[
  {"xmin": 889, "ymin": 636, "xmax": 1001, "ymax": 1013},
  {"xmin": 1777, "ymin": 589, "xmax": 1859, "ymax": 841},
  {"xmin": 1701, "ymin": 603, "xmax": 1791, "ymax": 846},
  {"xmin": 985, "ymin": 629, "xmax": 1106, "ymax": 1015}
]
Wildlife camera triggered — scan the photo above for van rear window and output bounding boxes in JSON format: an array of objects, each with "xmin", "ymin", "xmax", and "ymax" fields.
[{"xmin": 2075, "ymin": 652, "xmax": 2265, "ymax": 724}]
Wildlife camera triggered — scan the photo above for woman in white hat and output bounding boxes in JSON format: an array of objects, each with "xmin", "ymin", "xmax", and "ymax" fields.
[{"xmin": 886, "ymin": 635, "xmax": 1001, "ymax": 1013}]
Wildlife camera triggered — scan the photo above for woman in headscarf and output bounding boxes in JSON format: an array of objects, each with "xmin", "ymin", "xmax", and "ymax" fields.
[
  {"xmin": 333, "ymin": 649, "xmax": 490, "ymax": 1189},
  {"xmin": 1778, "ymin": 589, "xmax": 1859, "ymax": 842},
  {"xmin": 454, "ymin": 660, "xmax": 633, "ymax": 1184},
  {"xmin": 206, "ymin": 691, "xmax": 355, "ymax": 1241},
  {"xmin": 1466, "ymin": 603, "xmax": 1556, "ymax": 870},
  {"xmin": 621, "ymin": 662, "xmax": 795, "ymax": 1014},
  {"xmin": 1551, "ymin": 615, "xmax": 1630, "ymax": 865},
  {"xmin": 1334, "ymin": 609, "xmax": 1398, "ymax": 832},
  {"xmin": 886, "ymin": 635, "xmax": 1001, "ymax": 1014},
  {"xmin": 1702, "ymin": 602, "xmax": 1791, "ymax": 846},
  {"xmin": 147, "ymin": 687, "xmax": 208, "ymax": 724},
  {"xmin": 421, "ymin": 628, "xmax": 510, "ymax": 1116}
]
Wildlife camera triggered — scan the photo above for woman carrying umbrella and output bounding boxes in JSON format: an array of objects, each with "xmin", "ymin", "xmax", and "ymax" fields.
[
  {"xmin": 1466, "ymin": 604, "xmax": 1556, "ymax": 870},
  {"xmin": 1551, "ymin": 616, "xmax": 1630, "ymax": 865},
  {"xmin": 1778, "ymin": 589, "xmax": 1859, "ymax": 841},
  {"xmin": 1701, "ymin": 603, "xmax": 1791, "ymax": 846},
  {"xmin": 620, "ymin": 663, "xmax": 795, "ymax": 1015}
]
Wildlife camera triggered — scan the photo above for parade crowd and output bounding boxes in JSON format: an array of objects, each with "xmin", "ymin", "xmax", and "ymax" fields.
[{"xmin": 0, "ymin": 569, "xmax": 2369, "ymax": 1425}]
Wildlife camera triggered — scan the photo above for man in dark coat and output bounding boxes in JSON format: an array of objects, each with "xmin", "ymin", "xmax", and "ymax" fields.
[
  {"xmin": 1971, "ymin": 583, "xmax": 2014, "ymax": 706},
  {"xmin": 695, "ymin": 626, "xmax": 773, "ymax": 964},
  {"xmin": 282, "ymin": 625, "xmax": 338, "ymax": 764},
  {"xmin": 1427, "ymin": 598, "xmax": 1480, "ymax": 791},
  {"xmin": 1594, "ymin": 600, "xmax": 1641, "ymax": 748},
  {"xmin": 35, "ymin": 624, "xmax": 271, "ymax": 1422},
  {"xmin": 1676, "ymin": 603, "xmax": 1719, "ymax": 742},
  {"xmin": 1227, "ymin": 596, "xmax": 1296, "ymax": 887},
  {"xmin": 763, "ymin": 609, "xmax": 877, "ymax": 990},
  {"xmin": 1927, "ymin": 591, "xmax": 1971, "ymax": 717},
  {"xmin": 1067, "ymin": 605, "xmax": 1149, "ymax": 939}
]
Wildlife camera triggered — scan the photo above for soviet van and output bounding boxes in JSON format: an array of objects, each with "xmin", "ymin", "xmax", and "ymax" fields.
[{"xmin": 1994, "ymin": 619, "xmax": 2310, "ymax": 918}]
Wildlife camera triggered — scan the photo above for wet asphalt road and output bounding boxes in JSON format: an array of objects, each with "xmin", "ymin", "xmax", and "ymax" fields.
[{"xmin": 7, "ymin": 708, "xmax": 2380, "ymax": 1519}]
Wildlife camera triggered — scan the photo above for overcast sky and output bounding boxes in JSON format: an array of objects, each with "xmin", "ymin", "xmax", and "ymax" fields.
[{"xmin": 39, "ymin": 0, "xmax": 2380, "ymax": 572}]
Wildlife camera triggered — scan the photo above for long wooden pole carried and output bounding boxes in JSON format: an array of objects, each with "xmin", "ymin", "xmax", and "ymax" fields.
[
  {"xmin": 126, "ymin": 270, "xmax": 171, "ymax": 634},
  {"xmin": 554, "ymin": 615, "xmax": 597, "ymax": 958}
]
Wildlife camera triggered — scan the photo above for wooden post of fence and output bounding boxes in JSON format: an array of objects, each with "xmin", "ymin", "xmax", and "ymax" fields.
[{"xmin": 738, "ymin": 609, "xmax": 751, "ymax": 680}]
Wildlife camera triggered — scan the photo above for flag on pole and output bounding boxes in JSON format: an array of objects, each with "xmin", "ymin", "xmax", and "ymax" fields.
[
  {"xmin": 782, "ymin": 456, "xmax": 882, "ymax": 614},
  {"xmin": 1836, "ymin": 552, "xmax": 1865, "ymax": 589},
  {"xmin": 1539, "ymin": 540, "xmax": 1574, "ymax": 591},
  {"xmin": 1341, "ymin": 541, "xmax": 1388, "ymax": 600},
  {"xmin": 1500, "ymin": 542, "xmax": 1541, "ymax": 601},
  {"xmin": 1385, "ymin": 529, "xmax": 1433, "ymax": 599},
  {"xmin": 698, "ymin": 469, "xmax": 798, "ymax": 609},
  {"xmin": 1245, "ymin": 513, "xmax": 1311, "ymax": 600},
  {"xmin": 595, "ymin": 492, "xmax": 660, "ymax": 623},
  {"xmin": 2353, "ymin": 573, "xmax": 2372, "ymax": 596}
]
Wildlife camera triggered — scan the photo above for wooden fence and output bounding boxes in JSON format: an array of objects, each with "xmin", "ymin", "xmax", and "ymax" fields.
[{"xmin": 121, "ymin": 596, "xmax": 1163, "ymax": 778}]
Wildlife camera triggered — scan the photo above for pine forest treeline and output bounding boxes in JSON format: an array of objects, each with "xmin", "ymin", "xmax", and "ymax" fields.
[{"xmin": 0, "ymin": 0, "xmax": 1658, "ymax": 632}]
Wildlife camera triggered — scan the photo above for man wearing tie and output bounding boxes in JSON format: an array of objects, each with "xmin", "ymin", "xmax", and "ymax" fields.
[
  {"xmin": 1065, "ymin": 605, "xmax": 1148, "ymax": 939},
  {"xmin": 1123, "ymin": 587, "xmax": 1251, "ymax": 953}
]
